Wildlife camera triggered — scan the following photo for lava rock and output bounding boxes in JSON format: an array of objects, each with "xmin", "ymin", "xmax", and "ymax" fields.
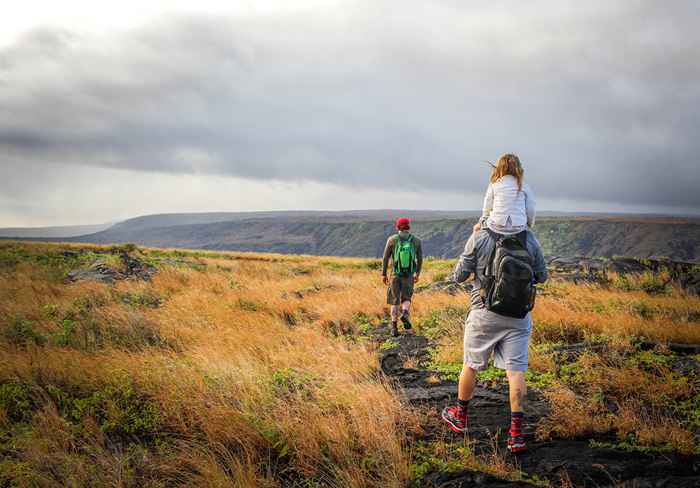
[{"xmin": 66, "ymin": 252, "xmax": 155, "ymax": 284}]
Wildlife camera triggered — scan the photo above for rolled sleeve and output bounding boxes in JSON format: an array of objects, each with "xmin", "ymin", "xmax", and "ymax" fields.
[
  {"xmin": 527, "ymin": 233, "xmax": 548, "ymax": 284},
  {"xmin": 382, "ymin": 236, "xmax": 394, "ymax": 276},
  {"xmin": 453, "ymin": 232, "xmax": 479, "ymax": 283}
]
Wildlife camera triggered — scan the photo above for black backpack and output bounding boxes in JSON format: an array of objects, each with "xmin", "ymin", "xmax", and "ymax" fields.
[{"xmin": 480, "ymin": 230, "xmax": 537, "ymax": 319}]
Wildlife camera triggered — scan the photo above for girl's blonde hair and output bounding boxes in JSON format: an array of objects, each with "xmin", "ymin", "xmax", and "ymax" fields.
[{"xmin": 490, "ymin": 153, "xmax": 524, "ymax": 190}]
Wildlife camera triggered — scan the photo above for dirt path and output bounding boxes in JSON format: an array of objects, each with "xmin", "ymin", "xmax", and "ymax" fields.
[{"xmin": 372, "ymin": 323, "xmax": 700, "ymax": 488}]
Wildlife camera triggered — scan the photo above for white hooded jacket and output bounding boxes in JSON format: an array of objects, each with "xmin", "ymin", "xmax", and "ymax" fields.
[{"xmin": 481, "ymin": 175, "xmax": 536, "ymax": 234}]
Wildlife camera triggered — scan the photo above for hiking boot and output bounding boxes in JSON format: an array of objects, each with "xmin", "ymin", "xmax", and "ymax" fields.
[
  {"xmin": 507, "ymin": 431, "xmax": 527, "ymax": 453},
  {"xmin": 441, "ymin": 406, "xmax": 468, "ymax": 434},
  {"xmin": 400, "ymin": 314, "xmax": 412, "ymax": 330},
  {"xmin": 390, "ymin": 322, "xmax": 399, "ymax": 337}
]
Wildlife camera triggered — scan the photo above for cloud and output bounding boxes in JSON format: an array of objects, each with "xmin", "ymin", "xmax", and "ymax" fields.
[{"xmin": 1, "ymin": 0, "xmax": 699, "ymax": 216}]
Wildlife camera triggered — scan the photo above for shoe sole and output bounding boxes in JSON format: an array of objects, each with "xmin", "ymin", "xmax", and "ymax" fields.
[
  {"xmin": 507, "ymin": 443, "xmax": 527, "ymax": 453},
  {"xmin": 441, "ymin": 411, "xmax": 467, "ymax": 434}
]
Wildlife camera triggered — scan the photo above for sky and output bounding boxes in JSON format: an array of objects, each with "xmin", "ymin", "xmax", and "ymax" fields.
[{"xmin": 1, "ymin": 0, "xmax": 699, "ymax": 226}]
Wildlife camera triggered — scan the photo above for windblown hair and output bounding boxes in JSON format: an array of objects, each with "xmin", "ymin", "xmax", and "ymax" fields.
[{"xmin": 490, "ymin": 153, "xmax": 524, "ymax": 190}]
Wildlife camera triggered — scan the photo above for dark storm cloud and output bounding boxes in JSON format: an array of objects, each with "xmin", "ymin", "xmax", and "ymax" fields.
[{"xmin": 1, "ymin": 0, "xmax": 699, "ymax": 210}]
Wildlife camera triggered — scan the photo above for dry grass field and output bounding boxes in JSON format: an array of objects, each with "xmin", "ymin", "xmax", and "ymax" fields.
[{"xmin": 1, "ymin": 241, "xmax": 698, "ymax": 487}]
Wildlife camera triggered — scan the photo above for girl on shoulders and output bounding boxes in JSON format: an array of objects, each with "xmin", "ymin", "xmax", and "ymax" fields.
[{"xmin": 474, "ymin": 153, "xmax": 535, "ymax": 235}]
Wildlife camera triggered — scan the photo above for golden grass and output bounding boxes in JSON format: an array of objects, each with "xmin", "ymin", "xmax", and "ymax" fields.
[
  {"xmin": 1, "ymin": 241, "xmax": 699, "ymax": 485},
  {"xmin": 533, "ymin": 280, "xmax": 700, "ymax": 344},
  {"xmin": 535, "ymin": 348, "xmax": 698, "ymax": 455},
  {"xmin": 0, "ymin": 242, "xmax": 430, "ymax": 487}
]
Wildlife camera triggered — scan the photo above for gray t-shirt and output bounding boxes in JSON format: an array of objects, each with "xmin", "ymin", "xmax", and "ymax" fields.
[{"xmin": 453, "ymin": 229, "xmax": 548, "ymax": 310}]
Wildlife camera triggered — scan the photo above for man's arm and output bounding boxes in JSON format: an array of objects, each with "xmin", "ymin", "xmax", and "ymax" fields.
[
  {"xmin": 414, "ymin": 238, "xmax": 423, "ymax": 278},
  {"xmin": 528, "ymin": 232, "xmax": 548, "ymax": 284},
  {"xmin": 453, "ymin": 232, "xmax": 480, "ymax": 283},
  {"xmin": 382, "ymin": 236, "xmax": 394, "ymax": 277}
]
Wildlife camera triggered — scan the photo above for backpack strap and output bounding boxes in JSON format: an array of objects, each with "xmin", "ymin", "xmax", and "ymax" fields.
[
  {"xmin": 515, "ymin": 230, "xmax": 528, "ymax": 250},
  {"xmin": 392, "ymin": 234, "xmax": 400, "ymax": 274},
  {"xmin": 407, "ymin": 234, "xmax": 416, "ymax": 274},
  {"xmin": 484, "ymin": 229, "xmax": 504, "ymax": 278}
]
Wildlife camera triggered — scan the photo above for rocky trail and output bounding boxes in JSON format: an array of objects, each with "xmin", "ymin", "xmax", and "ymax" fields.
[{"xmin": 371, "ymin": 323, "xmax": 700, "ymax": 488}]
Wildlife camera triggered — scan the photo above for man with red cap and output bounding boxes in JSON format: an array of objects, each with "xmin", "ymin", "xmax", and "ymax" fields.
[{"xmin": 382, "ymin": 217, "xmax": 423, "ymax": 337}]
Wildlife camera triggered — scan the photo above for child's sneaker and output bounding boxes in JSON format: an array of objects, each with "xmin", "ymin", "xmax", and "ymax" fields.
[{"xmin": 441, "ymin": 406, "xmax": 468, "ymax": 434}]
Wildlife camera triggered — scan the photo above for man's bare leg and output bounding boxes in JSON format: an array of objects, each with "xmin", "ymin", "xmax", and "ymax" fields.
[
  {"xmin": 506, "ymin": 370, "xmax": 526, "ymax": 412},
  {"xmin": 442, "ymin": 364, "xmax": 477, "ymax": 432},
  {"xmin": 459, "ymin": 364, "xmax": 477, "ymax": 401},
  {"xmin": 390, "ymin": 305, "xmax": 400, "ymax": 322},
  {"xmin": 389, "ymin": 305, "xmax": 400, "ymax": 336},
  {"xmin": 400, "ymin": 300, "xmax": 414, "ymax": 333}
]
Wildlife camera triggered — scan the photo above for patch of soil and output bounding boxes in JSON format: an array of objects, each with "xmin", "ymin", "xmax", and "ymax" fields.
[{"xmin": 371, "ymin": 323, "xmax": 700, "ymax": 487}]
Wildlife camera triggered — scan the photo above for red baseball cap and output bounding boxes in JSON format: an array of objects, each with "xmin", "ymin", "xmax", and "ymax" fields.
[{"xmin": 395, "ymin": 217, "xmax": 410, "ymax": 230}]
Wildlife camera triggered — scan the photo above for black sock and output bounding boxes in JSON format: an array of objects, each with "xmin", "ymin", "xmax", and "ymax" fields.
[{"xmin": 458, "ymin": 399, "xmax": 469, "ymax": 417}]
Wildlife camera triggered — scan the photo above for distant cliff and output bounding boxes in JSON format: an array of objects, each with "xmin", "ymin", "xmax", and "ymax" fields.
[{"xmin": 49, "ymin": 212, "xmax": 700, "ymax": 262}]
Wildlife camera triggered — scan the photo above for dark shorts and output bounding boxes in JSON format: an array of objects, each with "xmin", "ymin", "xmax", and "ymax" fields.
[{"xmin": 387, "ymin": 275, "xmax": 414, "ymax": 305}]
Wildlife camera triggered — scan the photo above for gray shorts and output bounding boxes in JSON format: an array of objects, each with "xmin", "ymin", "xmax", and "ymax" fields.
[{"xmin": 463, "ymin": 308, "xmax": 531, "ymax": 372}]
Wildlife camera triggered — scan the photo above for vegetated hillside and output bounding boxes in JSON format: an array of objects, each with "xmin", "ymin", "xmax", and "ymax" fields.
[
  {"xmin": 0, "ymin": 241, "xmax": 698, "ymax": 487},
  {"xmin": 104, "ymin": 210, "xmax": 479, "ymax": 232},
  {"xmin": 65, "ymin": 215, "xmax": 700, "ymax": 261}
]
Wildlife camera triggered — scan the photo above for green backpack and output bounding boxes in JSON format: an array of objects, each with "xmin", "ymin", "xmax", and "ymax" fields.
[{"xmin": 393, "ymin": 234, "xmax": 416, "ymax": 276}]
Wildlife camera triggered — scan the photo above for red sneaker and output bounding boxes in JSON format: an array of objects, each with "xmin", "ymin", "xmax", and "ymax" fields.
[
  {"xmin": 507, "ymin": 431, "xmax": 527, "ymax": 453},
  {"xmin": 441, "ymin": 406, "xmax": 468, "ymax": 434}
]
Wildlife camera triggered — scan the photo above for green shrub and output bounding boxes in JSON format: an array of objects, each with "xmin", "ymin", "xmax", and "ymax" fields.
[
  {"xmin": 319, "ymin": 261, "xmax": 344, "ymax": 270},
  {"xmin": 432, "ymin": 272, "xmax": 448, "ymax": 283},
  {"xmin": 2, "ymin": 317, "xmax": 45, "ymax": 347},
  {"xmin": 54, "ymin": 318, "xmax": 78, "ymax": 348},
  {"xmin": 237, "ymin": 298, "xmax": 262, "ymax": 312},
  {"xmin": 106, "ymin": 314, "xmax": 169, "ymax": 351},
  {"xmin": 428, "ymin": 360, "xmax": 462, "ymax": 381},
  {"xmin": 362, "ymin": 260, "xmax": 382, "ymax": 271},
  {"xmin": 629, "ymin": 301, "xmax": 657, "ymax": 319},
  {"xmin": 110, "ymin": 243, "xmax": 138, "ymax": 254},
  {"xmin": 416, "ymin": 307, "xmax": 466, "ymax": 340},
  {"xmin": 524, "ymin": 370, "xmax": 555, "ymax": 389},
  {"xmin": 353, "ymin": 312, "xmax": 374, "ymax": 335},
  {"xmin": 118, "ymin": 289, "xmax": 162, "ymax": 308},
  {"xmin": 46, "ymin": 379, "xmax": 163, "ymax": 442},
  {"xmin": 380, "ymin": 338, "xmax": 400, "ymax": 351},
  {"xmin": 271, "ymin": 368, "xmax": 318, "ymax": 399},
  {"xmin": 0, "ymin": 383, "xmax": 34, "ymax": 423},
  {"xmin": 72, "ymin": 293, "xmax": 108, "ymax": 315},
  {"xmin": 612, "ymin": 272, "xmax": 669, "ymax": 294},
  {"xmin": 41, "ymin": 304, "xmax": 60, "ymax": 319}
]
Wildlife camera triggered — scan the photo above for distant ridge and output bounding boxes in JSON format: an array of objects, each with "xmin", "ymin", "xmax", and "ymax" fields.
[
  {"xmin": 0, "ymin": 223, "xmax": 112, "ymax": 239},
  {"xmin": 5, "ymin": 211, "xmax": 700, "ymax": 261}
]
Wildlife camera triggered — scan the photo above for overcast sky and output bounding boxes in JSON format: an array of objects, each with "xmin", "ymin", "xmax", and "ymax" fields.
[{"xmin": 1, "ymin": 0, "xmax": 699, "ymax": 226}]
